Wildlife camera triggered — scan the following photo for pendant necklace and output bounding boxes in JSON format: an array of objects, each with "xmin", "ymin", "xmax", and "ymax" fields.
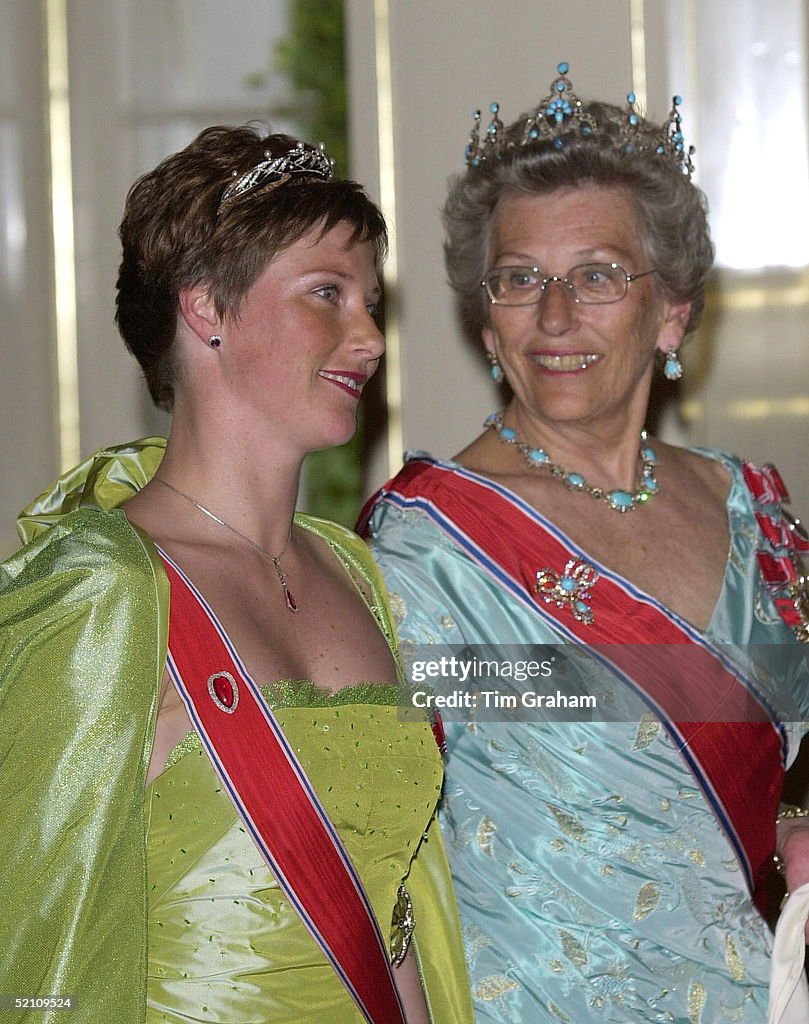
[
  {"xmin": 154, "ymin": 478, "xmax": 298, "ymax": 612},
  {"xmin": 485, "ymin": 411, "xmax": 659, "ymax": 513}
]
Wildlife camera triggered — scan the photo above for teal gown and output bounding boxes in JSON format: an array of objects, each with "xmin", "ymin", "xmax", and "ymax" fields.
[{"xmin": 364, "ymin": 449, "xmax": 809, "ymax": 1023}]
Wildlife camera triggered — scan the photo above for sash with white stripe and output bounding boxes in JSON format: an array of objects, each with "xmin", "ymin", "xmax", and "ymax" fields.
[
  {"xmin": 360, "ymin": 457, "xmax": 786, "ymax": 907},
  {"xmin": 158, "ymin": 549, "xmax": 406, "ymax": 1024}
]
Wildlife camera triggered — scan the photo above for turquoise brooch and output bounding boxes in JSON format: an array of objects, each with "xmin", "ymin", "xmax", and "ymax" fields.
[{"xmin": 536, "ymin": 559, "xmax": 600, "ymax": 625}]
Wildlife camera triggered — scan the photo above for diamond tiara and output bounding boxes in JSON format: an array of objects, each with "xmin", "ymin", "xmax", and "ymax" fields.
[
  {"xmin": 465, "ymin": 61, "xmax": 696, "ymax": 178},
  {"xmin": 219, "ymin": 139, "xmax": 334, "ymax": 210}
]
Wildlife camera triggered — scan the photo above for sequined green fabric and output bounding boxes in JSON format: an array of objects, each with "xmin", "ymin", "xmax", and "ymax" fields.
[
  {"xmin": 165, "ymin": 681, "xmax": 401, "ymax": 770},
  {"xmin": 147, "ymin": 703, "xmax": 440, "ymax": 1022},
  {"xmin": 262, "ymin": 678, "xmax": 402, "ymax": 708}
]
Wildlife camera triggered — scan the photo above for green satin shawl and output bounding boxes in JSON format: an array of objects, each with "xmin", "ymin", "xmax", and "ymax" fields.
[{"xmin": 0, "ymin": 439, "xmax": 472, "ymax": 1024}]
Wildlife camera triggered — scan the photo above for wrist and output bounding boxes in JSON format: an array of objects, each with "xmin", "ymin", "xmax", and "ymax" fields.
[{"xmin": 774, "ymin": 806, "xmax": 809, "ymax": 874}]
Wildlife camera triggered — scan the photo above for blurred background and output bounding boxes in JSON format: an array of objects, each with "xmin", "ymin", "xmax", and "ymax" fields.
[{"xmin": 1, "ymin": 0, "xmax": 807, "ymax": 553}]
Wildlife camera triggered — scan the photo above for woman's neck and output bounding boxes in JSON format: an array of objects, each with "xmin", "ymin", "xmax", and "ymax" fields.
[
  {"xmin": 152, "ymin": 408, "xmax": 303, "ymax": 556},
  {"xmin": 504, "ymin": 401, "xmax": 652, "ymax": 493}
]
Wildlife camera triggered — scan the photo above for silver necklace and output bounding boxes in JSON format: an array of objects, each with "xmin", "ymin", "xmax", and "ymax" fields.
[
  {"xmin": 154, "ymin": 477, "xmax": 298, "ymax": 612},
  {"xmin": 485, "ymin": 411, "xmax": 659, "ymax": 513}
]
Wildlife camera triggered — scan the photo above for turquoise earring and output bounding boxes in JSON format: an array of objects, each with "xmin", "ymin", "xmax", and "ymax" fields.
[{"xmin": 663, "ymin": 347, "xmax": 682, "ymax": 381}]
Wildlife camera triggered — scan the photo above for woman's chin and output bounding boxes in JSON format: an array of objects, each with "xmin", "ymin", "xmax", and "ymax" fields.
[
  {"xmin": 514, "ymin": 394, "xmax": 599, "ymax": 426},
  {"xmin": 309, "ymin": 414, "xmax": 360, "ymax": 453}
]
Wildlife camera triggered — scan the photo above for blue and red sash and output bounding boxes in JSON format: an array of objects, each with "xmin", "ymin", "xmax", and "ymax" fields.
[
  {"xmin": 360, "ymin": 457, "xmax": 787, "ymax": 907},
  {"xmin": 158, "ymin": 550, "xmax": 406, "ymax": 1024}
]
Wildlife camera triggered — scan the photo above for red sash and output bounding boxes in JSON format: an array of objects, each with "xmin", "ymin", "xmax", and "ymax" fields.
[
  {"xmin": 360, "ymin": 458, "xmax": 786, "ymax": 907},
  {"xmin": 159, "ymin": 551, "xmax": 406, "ymax": 1024}
]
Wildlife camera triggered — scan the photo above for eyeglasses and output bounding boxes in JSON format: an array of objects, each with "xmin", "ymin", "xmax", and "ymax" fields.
[{"xmin": 481, "ymin": 263, "xmax": 658, "ymax": 306}]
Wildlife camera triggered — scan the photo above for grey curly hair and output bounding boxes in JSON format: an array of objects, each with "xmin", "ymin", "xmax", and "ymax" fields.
[{"xmin": 443, "ymin": 100, "xmax": 714, "ymax": 341}]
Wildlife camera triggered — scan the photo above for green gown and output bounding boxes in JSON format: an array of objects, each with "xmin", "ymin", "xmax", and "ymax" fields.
[{"xmin": 0, "ymin": 439, "xmax": 472, "ymax": 1024}]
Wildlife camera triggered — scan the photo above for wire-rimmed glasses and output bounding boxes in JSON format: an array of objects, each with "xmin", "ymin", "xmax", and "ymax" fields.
[{"xmin": 482, "ymin": 263, "xmax": 657, "ymax": 306}]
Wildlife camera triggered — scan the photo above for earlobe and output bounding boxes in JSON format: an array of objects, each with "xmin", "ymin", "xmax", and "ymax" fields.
[
  {"xmin": 178, "ymin": 284, "xmax": 220, "ymax": 344},
  {"xmin": 670, "ymin": 300, "xmax": 692, "ymax": 332},
  {"xmin": 656, "ymin": 300, "xmax": 691, "ymax": 354}
]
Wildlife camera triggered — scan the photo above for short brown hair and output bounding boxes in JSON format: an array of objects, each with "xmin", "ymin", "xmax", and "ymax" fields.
[{"xmin": 115, "ymin": 125, "xmax": 387, "ymax": 410}]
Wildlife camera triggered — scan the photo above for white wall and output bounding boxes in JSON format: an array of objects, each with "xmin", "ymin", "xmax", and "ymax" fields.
[{"xmin": 0, "ymin": 2, "xmax": 60, "ymax": 555}]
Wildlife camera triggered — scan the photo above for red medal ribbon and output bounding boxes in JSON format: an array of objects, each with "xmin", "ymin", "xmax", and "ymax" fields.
[
  {"xmin": 755, "ymin": 511, "xmax": 794, "ymax": 551},
  {"xmin": 757, "ymin": 551, "xmax": 799, "ymax": 590},
  {"xmin": 362, "ymin": 458, "xmax": 785, "ymax": 906},
  {"xmin": 743, "ymin": 462, "xmax": 790, "ymax": 505},
  {"xmin": 744, "ymin": 460, "xmax": 809, "ymax": 645},
  {"xmin": 160, "ymin": 552, "xmax": 406, "ymax": 1024}
]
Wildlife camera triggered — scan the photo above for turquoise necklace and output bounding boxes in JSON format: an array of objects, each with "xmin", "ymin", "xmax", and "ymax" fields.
[{"xmin": 485, "ymin": 411, "xmax": 658, "ymax": 513}]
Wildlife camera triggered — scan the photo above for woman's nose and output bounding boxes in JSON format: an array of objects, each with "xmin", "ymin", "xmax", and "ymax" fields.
[
  {"xmin": 354, "ymin": 313, "xmax": 386, "ymax": 359},
  {"xmin": 535, "ymin": 277, "xmax": 577, "ymax": 332}
]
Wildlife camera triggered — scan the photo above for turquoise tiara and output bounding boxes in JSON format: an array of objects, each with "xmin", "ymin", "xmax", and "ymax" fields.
[{"xmin": 464, "ymin": 61, "xmax": 696, "ymax": 178}]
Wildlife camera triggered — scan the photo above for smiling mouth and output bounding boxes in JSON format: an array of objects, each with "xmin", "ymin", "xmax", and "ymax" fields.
[
  {"xmin": 318, "ymin": 370, "xmax": 366, "ymax": 396},
  {"xmin": 530, "ymin": 353, "xmax": 602, "ymax": 372}
]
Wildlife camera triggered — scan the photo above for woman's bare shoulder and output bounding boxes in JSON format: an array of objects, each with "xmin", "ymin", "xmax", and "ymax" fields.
[{"xmin": 659, "ymin": 442, "xmax": 734, "ymax": 506}]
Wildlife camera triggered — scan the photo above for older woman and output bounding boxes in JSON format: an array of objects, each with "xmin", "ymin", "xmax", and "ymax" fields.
[
  {"xmin": 362, "ymin": 65, "xmax": 809, "ymax": 1022},
  {"xmin": 0, "ymin": 127, "xmax": 472, "ymax": 1024}
]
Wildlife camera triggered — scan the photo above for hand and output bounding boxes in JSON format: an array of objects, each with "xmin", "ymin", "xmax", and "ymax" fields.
[{"xmin": 777, "ymin": 821, "xmax": 809, "ymax": 942}]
